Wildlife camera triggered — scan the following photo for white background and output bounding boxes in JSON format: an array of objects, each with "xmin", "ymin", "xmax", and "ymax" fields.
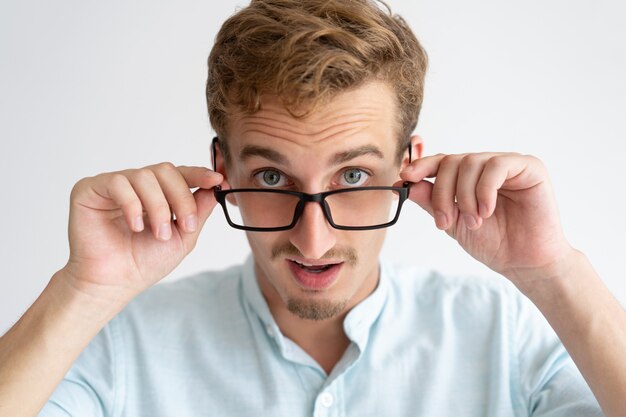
[{"xmin": 1, "ymin": 0, "xmax": 625, "ymax": 333}]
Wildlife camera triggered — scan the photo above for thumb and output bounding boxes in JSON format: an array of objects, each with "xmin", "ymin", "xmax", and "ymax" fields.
[
  {"xmin": 406, "ymin": 180, "xmax": 435, "ymax": 218},
  {"xmin": 178, "ymin": 185, "xmax": 221, "ymax": 249},
  {"xmin": 194, "ymin": 187, "xmax": 219, "ymax": 228},
  {"xmin": 194, "ymin": 176, "xmax": 229, "ymax": 228},
  {"xmin": 194, "ymin": 177, "xmax": 231, "ymax": 230}
]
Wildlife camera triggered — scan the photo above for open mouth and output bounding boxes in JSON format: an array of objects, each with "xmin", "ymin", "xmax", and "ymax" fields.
[
  {"xmin": 286, "ymin": 259, "xmax": 344, "ymax": 290},
  {"xmin": 290, "ymin": 259, "xmax": 339, "ymax": 273}
]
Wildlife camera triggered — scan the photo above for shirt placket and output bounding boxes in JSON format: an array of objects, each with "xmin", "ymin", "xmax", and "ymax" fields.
[{"xmin": 312, "ymin": 379, "xmax": 343, "ymax": 417}]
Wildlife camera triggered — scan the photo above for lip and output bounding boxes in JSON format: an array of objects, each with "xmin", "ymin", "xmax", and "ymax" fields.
[{"xmin": 286, "ymin": 259, "xmax": 343, "ymax": 291}]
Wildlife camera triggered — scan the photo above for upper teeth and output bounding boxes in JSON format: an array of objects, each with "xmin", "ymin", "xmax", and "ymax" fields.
[
  {"xmin": 294, "ymin": 260, "xmax": 330, "ymax": 267},
  {"xmin": 295, "ymin": 261, "xmax": 317, "ymax": 267}
]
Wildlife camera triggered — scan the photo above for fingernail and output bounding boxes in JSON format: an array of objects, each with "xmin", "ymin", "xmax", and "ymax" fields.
[
  {"xmin": 133, "ymin": 216, "xmax": 144, "ymax": 232},
  {"xmin": 435, "ymin": 211, "xmax": 448, "ymax": 229},
  {"xmin": 463, "ymin": 214, "xmax": 477, "ymax": 229},
  {"xmin": 158, "ymin": 222, "xmax": 172, "ymax": 240},
  {"xmin": 185, "ymin": 214, "xmax": 197, "ymax": 232}
]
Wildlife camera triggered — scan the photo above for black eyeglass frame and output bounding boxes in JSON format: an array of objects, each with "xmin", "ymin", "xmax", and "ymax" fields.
[{"xmin": 211, "ymin": 137, "xmax": 412, "ymax": 232}]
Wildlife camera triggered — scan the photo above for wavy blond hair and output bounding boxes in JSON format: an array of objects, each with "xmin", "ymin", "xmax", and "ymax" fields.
[{"xmin": 206, "ymin": 0, "xmax": 428, "ymax": 163}]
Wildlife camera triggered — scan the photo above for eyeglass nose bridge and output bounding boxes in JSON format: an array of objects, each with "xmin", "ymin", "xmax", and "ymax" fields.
[{"xmin": 291, "ymin": 192, "xmax": 334, "ymax": 229}]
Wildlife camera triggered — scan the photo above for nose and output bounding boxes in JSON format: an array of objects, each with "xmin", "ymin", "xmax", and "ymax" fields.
[{"xmin": 288, "ymin": 200, "xmax": 336, "ymax": 260}]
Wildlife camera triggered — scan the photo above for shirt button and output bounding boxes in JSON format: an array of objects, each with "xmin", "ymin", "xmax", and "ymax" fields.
[
  {"xmin": 266, "ymin": 325, "xmax": 274, "ymax": 337},
  {"xmin": 320, "ymin": 392, "xmax": 334, "ymax": 408}
]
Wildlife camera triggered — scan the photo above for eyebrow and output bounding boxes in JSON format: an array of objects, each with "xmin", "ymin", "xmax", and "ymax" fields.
[
  {"xmin": 239, "ymin": 145, "xmax": 289, "ymax": 166},
  {"xmin": 329, "ymin": 145, "xmax": 384, "ymax": 165},
  {"xmin": 238, "ymin": 143, "xmax": 385, "ymax": 167}
]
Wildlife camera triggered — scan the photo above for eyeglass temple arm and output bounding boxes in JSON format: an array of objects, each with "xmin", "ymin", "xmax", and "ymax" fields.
[{"xmin": 212, "ymin": 137, "xmax": 219, "ymax": 172}]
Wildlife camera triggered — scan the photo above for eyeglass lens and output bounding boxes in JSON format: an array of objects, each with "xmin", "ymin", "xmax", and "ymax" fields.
[{"xmin": 223, "ymin": 189, "xmax": 401, "ymax": 229}]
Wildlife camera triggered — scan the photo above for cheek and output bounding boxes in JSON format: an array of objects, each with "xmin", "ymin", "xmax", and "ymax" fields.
[
  {"xmin": 338, "ymin": 228, "xmax": 388, "ymax": 262},
  {"xmin": 245, "ymin": 232, "xmax": 271, "ymax": 256},
  {"xmin": 244, "ymin": 231, "xmax": 289, "ymax": 261},
  {"xmin": 354, "ymin": 229, "xmax": 387, "ymax": 260}
]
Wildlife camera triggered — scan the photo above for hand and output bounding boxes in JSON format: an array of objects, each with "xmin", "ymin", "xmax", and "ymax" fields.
[
  {"xmin": 400, "ymin": 152, "xmax": 575, "ymax": 285},
  {"xmin": 61, "ymin": 162, "xmax": 223, "ymax": 303}
]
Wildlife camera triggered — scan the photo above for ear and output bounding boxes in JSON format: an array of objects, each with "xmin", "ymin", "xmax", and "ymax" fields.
[
  {"xmin": 212, "ymin": 139, "xmax": 234, "ymax": 185},
  {"xmin": 211, "ymin": 138, "xmax": 238, "ymax": 206},
  {"xmin": 212, "ymin": 139, "xmax": 227, "ymax": 177},
  {"xmin": 401, "ymin": 134, "xmax": 424, "ymax": 170}
]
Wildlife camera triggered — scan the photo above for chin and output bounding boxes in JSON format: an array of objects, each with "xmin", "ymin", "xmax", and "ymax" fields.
[{"xmin": 286, "ymin": 295, "xmax": 349, "ymax": 321}]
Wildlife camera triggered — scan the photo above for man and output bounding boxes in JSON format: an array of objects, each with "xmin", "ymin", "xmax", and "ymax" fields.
[{"xmin": 0, "ymin": 0, "xmax": 624, "ymax": 416}]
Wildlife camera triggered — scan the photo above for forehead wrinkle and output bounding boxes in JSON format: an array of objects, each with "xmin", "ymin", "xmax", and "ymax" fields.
[
  {"xmin": 311, "ymin": 105, "xmax": 386, "ymax": 124},
  {"xmin": 310, "ymin": 124, "xmax": 373, "ymax": 145},
  {"xmin": 305, "ymin": 110, "xmax": 380, "ymax": 141},
  {"xmin": 239, "ymin": 118, "xmax": 379, "ymax": 145},
  {"xmin": 238, "ymin": 114, "xmax": 300, "ymax": 133},
  {"xmin": 304, "ymin": 117, "xmax": 379, "ymax": 142},
  {"xmin": 239, "ymin": 124, "xmax": 376, "ymax": 152},
  {"xmin": 239, "ymin": 121, "xmax": 313, "ymax": 139},
  {"xmin": 238, "ymin": 104, "xmax": 386, "ymax": 138}
]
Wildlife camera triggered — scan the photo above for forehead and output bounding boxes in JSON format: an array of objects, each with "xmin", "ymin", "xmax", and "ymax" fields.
[{"xmin": 226, "ymin": 81, "xmax": 398, "ymax": 159}]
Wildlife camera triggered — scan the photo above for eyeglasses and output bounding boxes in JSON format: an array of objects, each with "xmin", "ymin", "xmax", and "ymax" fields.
[{"xmin": 211, "ymin": 137, "xmax": 412, "ymax": 232}]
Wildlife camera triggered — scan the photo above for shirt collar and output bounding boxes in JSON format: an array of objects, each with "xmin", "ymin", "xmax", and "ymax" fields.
[
  {"xmin": 241, "ymin": 254, "xmax": 389, "ymax": 352},
  {"xmin": 241, "ymin": 255, "xmax": 277, "ymax": 330},
  {"xmin": 342, "ymin": 261, "xmax": 389, "ymax": 351}
]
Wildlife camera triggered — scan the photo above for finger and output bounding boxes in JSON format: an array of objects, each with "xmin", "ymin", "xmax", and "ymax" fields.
[
  {"xmin": 456, "ymin": 154, "xmax": 489, "ymax": 230},
  {"xmin": 405, "ymin": 180, "xmax": 459, "ymax": 238},
  {"xmin": 193, "ymin": 178, "xmax": 230, "ymax": 225},
  {"xmin": 400, "ymin": 153, "xmax": 448, "ymax": 183},
  {"xmin": 175, "ymin": 165, "xmax": 223, "ymax": 190},
  {"xmin": 151, "ymin": 163, "xmax": 199, "ymax": 234},
  {"xmin": 101, "ymin": 174, "xmax": 145, "ymax": 232},
  {"xmin": 475, "ymin": 154, "xmax": 528, "ymax": 218},
  {"xmin": 178, "ymin": 177, "xmax": 229, "ymax": 250},
  {"xmin": 430, "ymin": 155, "xmax": 462, "ymax": 230},
  {"xmin": 406, "ymin": 179, "xmax": 435, "ymax": 216},
  {"xmin": 128, "ymin": 168, "xmax": 173, "ymax": 241},
  {"xmin": 172, "ymin": 165, "xmax": 224, "ymax": 235}
]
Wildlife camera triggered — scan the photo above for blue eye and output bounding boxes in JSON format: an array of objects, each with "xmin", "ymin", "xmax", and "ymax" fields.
[
  {"xmin": 253, "ymin": 169, "xmax": 287, "ymax": 188},
  {"xmin": 339, "ymin": 168, "xmax": 369, "ymax": 187}
]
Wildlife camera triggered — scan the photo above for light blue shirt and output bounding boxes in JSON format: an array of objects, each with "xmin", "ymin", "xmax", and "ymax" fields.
[{"xmin": 41, "ymin": 256, "xmax": 602, "ymax": 416}]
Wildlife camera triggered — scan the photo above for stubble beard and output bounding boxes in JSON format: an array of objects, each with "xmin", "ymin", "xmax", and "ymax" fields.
[{"xmin": 286, "ymin": 296, "xmax": 348, "ymax": 321}]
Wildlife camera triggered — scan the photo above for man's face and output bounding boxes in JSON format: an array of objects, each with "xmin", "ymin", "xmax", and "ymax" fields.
[{"xmin": 223, "ymin": 82, "xmax": 405, "ymax": 321}]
